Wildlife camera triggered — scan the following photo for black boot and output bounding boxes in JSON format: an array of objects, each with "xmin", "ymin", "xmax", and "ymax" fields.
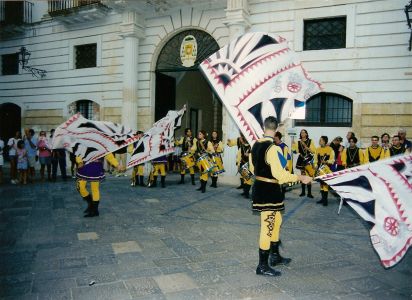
[
  {"xmin": 201, "ymin": 179, "xmax": 206, "ymax": 193},
  {"xmin": 242, "ymin": 184, "xmax": 251, "ymax": 199},
  {"xmin": 307, "ymin": 184, "xmax": 314, "ymax": 198},
  {"xmin": 196, "ymin": 180, "xmax": 203, "ymax": 191},
  {"xmin": 299, "ymin": 184, "xmax": 306, "ymax": 196},
  {"xmin": 161, "ymin": 176, "xmax": 166, "ymax": 188},
  {"xmin": 322, "ymin": 191, "xmax": 328, "ymax": 206},
  {"xmin": 191, "ymin": 174, "xmax": 195, "ymax": 185},
  {"xmin": 139, "ymin": 176, "xmax": 144, "ymax": 186},
  {"xmin": 256, "ymin": 249, "xmax": 281, "ymax": 276},
  {"xmin": 84, "ymin": 201, "xmax": 99, "ymax": 217},
  {"xmin": 178, "ymin": 174, "xmax": 185, "ymax": 184},
  {"xmin": 316, "ymin": 191, "xmax": 324, "ymax": 204},
  {"xmin": 83, "ymin": 194, "xmax": 92, "ymax": 214},
  {"xmin": 150, "ymin": 176, "xmax": 158, "ymax": 188},
  {"xmin": 236, "ymin": 178, "xmax": 244, "ymax": 189},
  {"xmin": 269, "ymin": 241, "xmax": 291, "ymax": 267},
  {"xmin": 210, "ymin": 176, "xmax": 217, "ymax": 188}
]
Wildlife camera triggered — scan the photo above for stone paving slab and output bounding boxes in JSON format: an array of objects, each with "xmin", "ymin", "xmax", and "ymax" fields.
[{"xmin": 1, "ymin": 173, "xmax": 412, "ymax": 299}]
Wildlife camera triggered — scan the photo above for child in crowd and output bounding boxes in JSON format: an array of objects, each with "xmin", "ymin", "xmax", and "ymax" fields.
[
  {"xmin": 16, "ymin": 140, "xmax": 28, "ymax": 185},
  {"xmin": 37, "ymin": 131, "xmax": 52, "ymax": 181}
]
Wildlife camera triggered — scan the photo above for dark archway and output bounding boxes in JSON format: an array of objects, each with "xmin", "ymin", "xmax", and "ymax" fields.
[
  {"xmin": 155, "ymin": 29, "xmax": 222, "ymax": 138},
  {"xmin": 0, "ymin": 102, "xmax": 21, "ymax": 145}
]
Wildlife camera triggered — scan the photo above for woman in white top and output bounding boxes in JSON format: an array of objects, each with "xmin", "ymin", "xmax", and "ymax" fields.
[{"xmin": 7, "ymin": 131, "xmax": 21, "ymax": 184}]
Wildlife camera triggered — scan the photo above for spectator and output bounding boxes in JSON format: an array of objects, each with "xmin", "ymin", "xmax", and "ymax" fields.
[
  {"xmin": 329, "ymin": 136, "xmax": 344, "ymax": 171},
  {"xmin": 16, "ymin": 140, "xmax": 28, "ymax": 185},
  {"xmin": 114, "ymin": 147, "xmax": 127, "ymax": 177},
  {"xmin": 389, "ymin": 135, "xmax": 409, "ymax": 156},
  {"xmin": 37, "ymin": 130, "xmax": 52, "ymax": 181},
  {"xmin": 50, "ymin": 129, "xmax": 68, "ymax": 181},
  {"xmin": 24, "ymin": 128, "xmax": 38, "ymax": 183},
  {"xmin": 7, "ymin": 131, "xmax": 21, "ymax": 184},
  {"xmin": 398, "ymin": 129, "xmax": 412, "ymax": 152},
  {"xmin": 0, "ymin": 137, "xmax": 4, "ymax": 184}
]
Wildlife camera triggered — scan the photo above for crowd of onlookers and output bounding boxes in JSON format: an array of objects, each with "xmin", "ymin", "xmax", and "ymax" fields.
[
  {"xmin": 0, "ymin": 127, "xmax": 410, "ymax": 185},
  {"xmin": 0, "ymin": 128, "xmax": 71, "ymax": 185}
]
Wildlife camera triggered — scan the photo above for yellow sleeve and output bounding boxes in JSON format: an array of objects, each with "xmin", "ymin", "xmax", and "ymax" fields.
[
  {"xmin": 313, "ymin": 147, "xmax": 319, "ymax": 165},
  {"xmin": 341, "ymin": 149, "xmax": 347, "ymax": 167},
  {"xmin": 190, "ymin": 141, "xmax": 197, "ymax": 153},
  {"xmin": 291, "ymin": 141, "xmax": 298, "ymax": 154},
  {"xmin": 75, "ymin": 156, "xmax": 83, "ymax": 164},
  {"xmin": 216, "ymin": 141, "xmax": 224, "ymax": 153},
  {"xmin": 227, "ymin": 138, "xmax": 237, "ymax": 147},
  {"xmin": 381, "ymin": 149, "xmax": 390, "ymax": 159},
  {"xmin": 106, "ymin": 152, "xmax": 119, "ymax": 167},
  {"xmin": 266, "ymin": 145, "xmax": 299, "ymax": 184},
  {"xmin": 207, "ymin": 141, "xmax": 215, "ymax": 153},
  {"xmin": 282, "ymin": 145, "xmax": 292, "ymax": 173},
  {"xmin": 364, "ymin": 148, "xmax": 370, "ymax": 163},
  {"xmin": 127, "ymin": 144, "xmax": 134, "ymax": 154},
  {"xmin": 309, "ymin": 140, "xmax": 316, "ymax": 154},
  {"xmin": 328, "ymin": 147, "xmax": 335, "ymax": 165},
  {"xmin": 249, "ymin": 152, "xmax": 254, "ymax": 174},
  {"xmin": 174, "ymin": 137, "xmax": 183, "ymax": 146},
  {"xmin": 236, "ymin": 149, "xmax": 241, "ymax": 166},
  {"xmin": 359, "ymin": 149, "xmax": 365, "ymax": 165}
]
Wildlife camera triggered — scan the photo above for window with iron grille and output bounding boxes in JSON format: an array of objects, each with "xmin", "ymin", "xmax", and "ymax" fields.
[
  {"xmin": 1, "ymin": 53, "xmax": 19, "ymax": 75},
  {"xmin": 295, "ymin": 93, "xmax": 352, "ymax": 127},
  {"xmin": 303, "ymin": 17, "xmax": 346, "ymax": 50},
  {"xmin": 75, "ymin": 43, "xmax": 97, "ymax": 69},
  {"xmin": 76, "ymin": 100, "xmax": 93, "ymax": 119}
]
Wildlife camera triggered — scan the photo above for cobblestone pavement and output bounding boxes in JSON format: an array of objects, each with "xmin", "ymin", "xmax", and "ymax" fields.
[{"xmin": 0, "ymin": 173, "xmax": 411, "ymax": 300}]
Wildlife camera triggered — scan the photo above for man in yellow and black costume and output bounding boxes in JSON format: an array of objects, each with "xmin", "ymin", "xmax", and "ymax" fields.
[{"xmin": 250, "ymin": 116, "xmax": 312, "ymax": 276}]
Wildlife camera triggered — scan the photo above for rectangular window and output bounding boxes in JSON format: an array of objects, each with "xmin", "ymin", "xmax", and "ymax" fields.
[
  {"xmin": 1, "ymin": 53, "xmax": 19, "ymax": 75},
  {"xmin": 75, "ymin": 43, "xmax": 97, "ymax": 69},
  {"xmin": 76, "ymin": 100, "xmax": 93, "ymax": 119},
  {"xmin": 303, "ymin": 16, "xmax": 346, "ymax": 50}
]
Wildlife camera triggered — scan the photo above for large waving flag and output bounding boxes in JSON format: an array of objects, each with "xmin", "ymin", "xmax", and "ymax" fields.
[
  {"xmin": 52, "ymin": 113, "xmax": 138, "ymax": 164},
  {"xmin": 317, "ymin": 154, "xmax": 412, "ymax": 268},
  {"xmin": 199, "ymin": 32, "xmax": 322, "ymax": 146},
  {"xmin": 127, "ymin": 106, "xmax": 186, "ymax": 168}
]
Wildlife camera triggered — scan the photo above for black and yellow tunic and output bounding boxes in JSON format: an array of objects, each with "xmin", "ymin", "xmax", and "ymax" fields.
[
  {"xmin": 389, "ymin": 145, "xmax": 406, "ymax": 157},
  {"xmin": 364, "ymin": 146, "xmax": 387, "ymax": 163},
  {"xmin": 250, "ymin": 137, "xmax": 299, "ymax": 212},
  {"xmin": 341, "ymin": 146, "xmax": 365, "ymax": 168},
  {"xmin": 292, "ymin": 139, "xmax": 316, "ymax": 170}
]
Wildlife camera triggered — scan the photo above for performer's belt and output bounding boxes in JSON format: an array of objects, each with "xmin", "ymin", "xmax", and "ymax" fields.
[{"xmin": 255, "ymin": 176, "xmax": 279, "ymax": 184}]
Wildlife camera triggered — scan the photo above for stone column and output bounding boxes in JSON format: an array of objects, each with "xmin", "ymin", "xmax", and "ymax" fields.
[
  {"xmin": 120, "ymin": 11, "xmax": 145, "ymax": 131},
  {"xmin": 220, "ymin": 0, "xmax": 250, "ymax": 183}
]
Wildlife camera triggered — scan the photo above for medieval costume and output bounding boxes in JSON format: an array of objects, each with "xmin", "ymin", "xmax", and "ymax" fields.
[
  {"xmin": 191, "ymin": 131, "xmax": 214, "ymax": 193},
  {"xmin": 175, "ymin": 129, "xmax": 197, "ymax": 185},
  {"xmin": 313, "ymin": 140, "xmax": 335, "ymax": 206},
  {"xmin": 76, "ymin": 152, "xmax": 118, "ymax": 217},
  {"xmin": 250, "ymin": 135, "xmax": 299, "ymax": 276}
]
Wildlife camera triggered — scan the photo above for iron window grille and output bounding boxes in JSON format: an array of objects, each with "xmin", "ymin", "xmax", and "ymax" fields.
[
  {"xmin": 76, "ymin": 100, "xmax": 93, "ymax": 120},
  {"xmin": 1, "ymin": 53, "xmax": 19, "ymax": 75},
  {"xmin": 303, "ymin": 17, "xmax": 347, "ymax": 50},
  {"xmin": 295, "ymin": 93, "xmax": 352, "ymax": 127},
  {"xmin": 75, "ymin": 43, "xmax": 97, "ymax": 69}
]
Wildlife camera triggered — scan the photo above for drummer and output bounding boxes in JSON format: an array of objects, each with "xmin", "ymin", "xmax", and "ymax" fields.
[
  {"xmin": 191, "ymin": 130, "xmax": 215, "ymax": 193},
  {"xmin": 175, "ymin": 128, "xmax": 197, "ymax": 185},
  {"xmin": 210, "ymin": 130, "xmax": 224, "ymax": 188},
  {"xmin": 313, "ymin": 136, "xmax": 334, "ymax": 206},
  {"xmin": 238, "ymin": 136, "xmax": 252, "ymax": 199},
  {"xmin": 291, "ymin": 129, "xmax": 316, "ymax": 198}
]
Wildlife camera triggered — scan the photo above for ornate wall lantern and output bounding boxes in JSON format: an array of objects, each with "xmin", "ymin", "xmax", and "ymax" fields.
[
  {"xmin": 18, "ymin": 46, "xmax": 47, "ymax": 78},
  {"xmin": 405, "ymin": 0, "xmax": 412, "ymax": 51}
]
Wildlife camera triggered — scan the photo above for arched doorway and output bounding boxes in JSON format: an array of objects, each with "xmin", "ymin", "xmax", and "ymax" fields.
[
  {"xmin": 155, "ymin": 29, "xmax": 222, "ymax": 138},
  {"xmin": 0, "ymin": 102, "xmax": 21, "ymax": 151}
]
